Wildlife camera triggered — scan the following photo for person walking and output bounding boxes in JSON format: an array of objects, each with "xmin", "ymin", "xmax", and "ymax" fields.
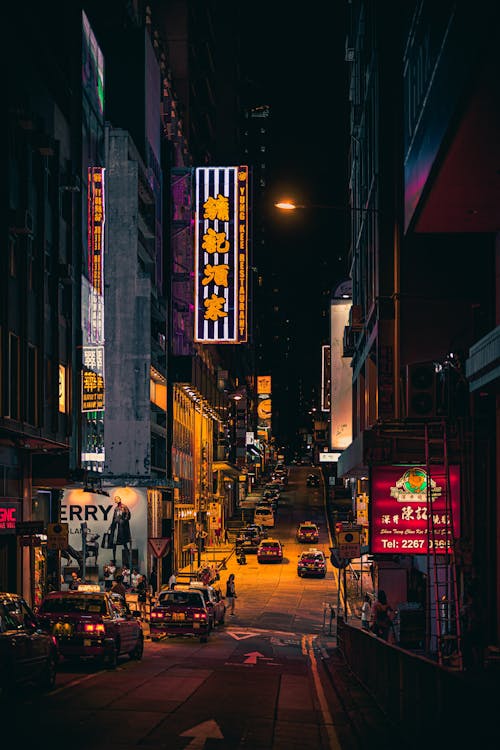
[
  {"xmin": 361, "ymin": 593, "xmax": 371, "ymax": 630},
  {"xmin": 137, "ymin": 574, "xmax": 148, "ymax": 620},
  {"xmin": 111, "ymin": 574, "xmax": 127, "ymax": 600},
  {"xmin": 225, "ymin": 573, "xmax": 237, "ymax": 616},
  {"xmin": 103, "ymin": 560, "xmax": 116, "ymax": 591},
  {"xmin": 370, "ymin": 590, "xmax": 394, "ymax": 640},
  {"xmin": 223, "ymin": 527, "xmax": 230, "ymax": 545},
  {"xmin": 214, "ymin": 526, "xmax": 221, "ymax": 546},
  {"xmin": 168, "ymin": 572, "xmax": 177, "ymax": 590},
  {"xmin": 68, "ymin": 571, "xmax": 81, "ymax": 590}
]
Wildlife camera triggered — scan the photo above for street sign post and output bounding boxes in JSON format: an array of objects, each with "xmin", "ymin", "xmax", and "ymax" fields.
[
  {"xmin": 46, "ymin": 523, "xmax": 69, "ymax": 550},
  {"xmin": 148, "ymin": 537, "xmax": 170, "ymax": 558}
]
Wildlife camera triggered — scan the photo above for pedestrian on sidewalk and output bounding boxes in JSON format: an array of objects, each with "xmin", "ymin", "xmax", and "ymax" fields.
[
  {"xmin": 225, "ymin": 573, "xmax": 237, "ymax": 615},
  {"xmin": 137, "ymin": 574, "xmax": 148, "ymax": 620},
  {"xmin": 361, "ymin": 593, "xmax": 371, "ymax": 630},
  {"xmin": 214, "ymin": 527, "xmax": 221, "ymax": 545},
  {"xmin": 223, "ymin": 527, "xmax": 230, "ymax": 545},
  {"xmin": 370, "ymin": 590, "xmax": 394, "ymax": 640},
  {"xmin": 168, "ymin": 571, "xmax": 177, "ymax": 589}
]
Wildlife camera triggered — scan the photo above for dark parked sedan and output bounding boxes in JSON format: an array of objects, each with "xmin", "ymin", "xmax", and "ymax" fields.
[
  {"xmin": 37, "ymin": 586, "xmax": 144, "ymax": 669},
  {"xmin": 0, "ymin": 592, "xmax": 58, "ymax": 700}
]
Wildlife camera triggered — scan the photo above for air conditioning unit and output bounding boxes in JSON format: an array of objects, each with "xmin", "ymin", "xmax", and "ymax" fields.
[
  {"xmin": 9, "ymin": 209, "xmax": 34, "ymax": 236},
  {"xmin": 345, "ymin": 47, "xmax": 355, "ymax": 62},
  {"xmin": 406, "ymin": 362, "xmax": 437, "ymax": 418},
  {"xmin": 349, "ymin": 305, "xmax": 363, "ymax": 331},
  {"xmin": 343, "ymin": 327, "xmax": 357, "ymax": 358}
]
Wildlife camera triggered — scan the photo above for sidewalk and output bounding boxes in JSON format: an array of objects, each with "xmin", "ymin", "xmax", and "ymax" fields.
[{"xmin": 177, "ymin": 542, "xmax": 236, "ymax": 581}]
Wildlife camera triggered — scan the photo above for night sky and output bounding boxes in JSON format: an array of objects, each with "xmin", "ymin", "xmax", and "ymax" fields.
[{"xmin": 238, "ymin": 5, "xmax": 350, "ymax": 446}]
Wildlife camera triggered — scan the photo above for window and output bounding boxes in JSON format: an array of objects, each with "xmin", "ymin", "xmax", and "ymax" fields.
[
  {"xmin": 26, "ymin": 344, "xmax": 38, "ymax": 426},
  {"xmin": 8, "ymin": 333, "xmax": 20, "ymax": 420}
]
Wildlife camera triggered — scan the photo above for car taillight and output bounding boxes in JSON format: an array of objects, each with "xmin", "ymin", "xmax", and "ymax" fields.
[
  {"xmin": 193, "ymin": 611, "xmax": 207, "ymax": 620},
  {"xmin": 84, "ymin": 623, "xmax": 105, "ymax": 633},
  {"xmin": 151, "ymin": 611, "xmax": 164, "ymax": 619}
]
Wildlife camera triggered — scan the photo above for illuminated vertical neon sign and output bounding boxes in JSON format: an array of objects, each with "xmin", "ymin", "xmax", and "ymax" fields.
[{"xmin": 194, "ymin": 166, "xmax": 248, "ymax": 343}]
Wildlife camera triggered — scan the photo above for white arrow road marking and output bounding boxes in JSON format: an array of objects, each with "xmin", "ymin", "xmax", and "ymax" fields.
[
  {"xmin": 227, "ymin": 630, "xmax": 256, "ymax": 640},
  {"xmin": 180, "ymin": 719, "xmax": 223, "ymax": 749},
  {"xmin": 243, "ymin": 650, "xmax": 274, "ymax": 664}
]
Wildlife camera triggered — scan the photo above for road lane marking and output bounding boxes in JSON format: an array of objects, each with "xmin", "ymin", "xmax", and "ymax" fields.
[
  {"xmin": 50, "ymin": 672, "xmax": 101, "ymax": 695},
  {"xmin": 180, "ymin": 719, "xmax": 223, "ymax": 749},
  {"xmin": 302, "ymin": 634, "xmax": 342, "ymax": 750}
]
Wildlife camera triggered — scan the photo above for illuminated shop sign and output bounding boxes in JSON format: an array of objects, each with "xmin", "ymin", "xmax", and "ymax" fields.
[
  {"xmin": 194, "ymin": 166, "xmax": 248, "ymax": 343},
  {"xmin": 81, "ymin": 346, "xmax": 105, "ymax": 413},
  {"xmin": 370, "ymin": 466, "xmax": 460, "ymax": 555},
  {"xmin": 88, "ymin": 167, "xmax": 105, "ymax": 295},
  {"xmin": 0, "ymin": 501, "xmax": 20, "ymax": 534}
]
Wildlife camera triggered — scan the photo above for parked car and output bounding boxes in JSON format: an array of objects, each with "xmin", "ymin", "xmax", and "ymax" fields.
[
  {"xmin": 37, "ymin": 586, "xmax": 144, "ymax": 669},
  {"xmin": 150, "ymin": 589, "xmax": 210, "ymax": 643},
  {"xmin": 236, "ymin": 528, "xmax": 262, "ymax": 553},
  {"xmin": 0, "ymin": 592, "xmax": 58, "ymax": 700},
  {"xmin": 187, "ymin": 582, "xmax": 226, "ymax": 627},
  {"xmin": 257, "ymin": 538, "xmax": 284, "ymax": 563},
  {"xmin": 296, "ymin": 521, "xmax": 320, "ymax": 543},
  {"xmin": 297, "ymin": 549, "xmax": 327, "ymax": 578},
  {"xmin": 254, "ymin": 505, "xmax": 275, "ymax": 528},
  {"xmin": 306, "ymin": 474, "xmax": 320, "ymax": 487}
]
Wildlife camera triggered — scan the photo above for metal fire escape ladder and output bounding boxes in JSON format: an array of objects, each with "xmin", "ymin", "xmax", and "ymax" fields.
[{"xmin": 425, "ymin": 421, "xmax": 463, "ymax": 669}]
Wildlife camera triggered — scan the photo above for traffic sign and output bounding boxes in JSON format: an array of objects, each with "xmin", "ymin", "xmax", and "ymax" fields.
[
  {"xmin": 337, "ymin": 530, "xmax": 361, "ymax": 559},
  {"xmin": 148, "ymin": 537, "xmax": 170, "ymax": 558},
  {"xmin": 46, "ymin": 522, "xmax": 69, "ymax": 550}
]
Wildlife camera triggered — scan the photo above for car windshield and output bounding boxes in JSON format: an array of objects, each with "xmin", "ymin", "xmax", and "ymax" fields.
[
  {"xmin": 263, "ymin": 542, "xmax": 280, "ymax": 549},
  {"xmin": 40, "ymin": 596, "xmax": 107, "ymax": 615},
  {"xmin": 159, "ymin": 592, "xmax": 204, "ymax": 607},
  {"xmin": 302, "ymin": 554, "xmax": 324, "ymax": 562},
  {"xmin": 300, "ymin": 526, "xmax": 317, "ymax": 532}
]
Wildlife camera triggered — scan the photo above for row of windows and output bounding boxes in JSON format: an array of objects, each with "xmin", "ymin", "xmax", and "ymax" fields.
[{"xmin": 1, "ymin": 328, "xmax": 67, "ymax": 426}]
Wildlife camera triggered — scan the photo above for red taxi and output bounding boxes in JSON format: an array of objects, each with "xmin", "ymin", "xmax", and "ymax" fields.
[
  {"xmin": 257, "ymin": 538, "xmax": 283, "ymax": 563},
  {"xmin": 37, "ymin": 586, "xmax": 144, "ymax": 669},
  {"xmin": 296, "ymin": 521, "xmax": 319, "ymax": 543},
  {"xmin": 150, "ymin": 589, "xmax": 210, "ymax": 643},
  {"xmin": 297, "ymin": 548, "xmax": 327, "ymax": 578}
]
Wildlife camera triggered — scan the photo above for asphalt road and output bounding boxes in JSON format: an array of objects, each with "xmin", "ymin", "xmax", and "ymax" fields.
[{"xmin": 9, "ymin": 467, "xmax": 403, "ymax": 749}]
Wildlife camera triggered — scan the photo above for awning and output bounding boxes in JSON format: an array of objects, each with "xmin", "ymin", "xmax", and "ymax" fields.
[{"xmin": 212, "ymin": 461, "xmax": 241, "ymax": 479}]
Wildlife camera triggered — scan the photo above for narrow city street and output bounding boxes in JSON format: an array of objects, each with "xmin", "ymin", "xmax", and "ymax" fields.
[{"xmin": 7, "ymin": 468, "xmax": 407, "ymax": 749}]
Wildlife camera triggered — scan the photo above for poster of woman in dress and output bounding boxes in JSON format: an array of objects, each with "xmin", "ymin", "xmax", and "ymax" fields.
[{"xmin": 60, "ymin": 487, "xmax": 147, "ymax": 586}]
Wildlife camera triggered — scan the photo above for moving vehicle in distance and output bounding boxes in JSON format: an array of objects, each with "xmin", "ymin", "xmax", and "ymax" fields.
[
  {"xmin": 0, "ymin": 592, "xmax": 58, "ymax": 700},
  {"xmin": 257, "ymin": 538, "xmax": 284, "ymax": 563},
  {"xmin": 254, "ymin": 505, "xmax": 275, "ymax": 528},
  {"xmin": 296, "ymin": 521, "xmax": 320, "ymax": 544},
  {"xmin": 306, "ymin": 474, "xmax": 320, "ymax": 487},
  {"xmin": 297, "ymin": 548, "xmax": 327, "ymax": 578}
]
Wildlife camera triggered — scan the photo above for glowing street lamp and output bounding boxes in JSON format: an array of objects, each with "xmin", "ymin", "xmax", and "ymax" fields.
[{"xmin": 274, "ymin": 199, "xmax": 378, "ymax": 214}]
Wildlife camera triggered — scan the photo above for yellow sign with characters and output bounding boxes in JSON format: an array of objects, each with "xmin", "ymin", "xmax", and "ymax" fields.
[
  {"xmin": 337, "ymin": 529, "xmax": 361, "ymax": 559},
  {"xmin": 46, "ymin": 522, "xmax": 69, "ymax": 550}
]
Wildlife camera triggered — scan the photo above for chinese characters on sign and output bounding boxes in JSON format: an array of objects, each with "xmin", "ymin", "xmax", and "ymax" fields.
[
  {"xmin": 81, "ymin": 345, "xmax": 105, "ymax": 412},
  {"xmin": 370, "ymin": 466, "xmax": 460, "ymax": 554},
  {"xmin": 194, "ymin": 166, "xmax": 248, "ymax": 343},
  {"xmin": 88, "ymin": 167, "xmax": 105, "ymax": 295}
]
